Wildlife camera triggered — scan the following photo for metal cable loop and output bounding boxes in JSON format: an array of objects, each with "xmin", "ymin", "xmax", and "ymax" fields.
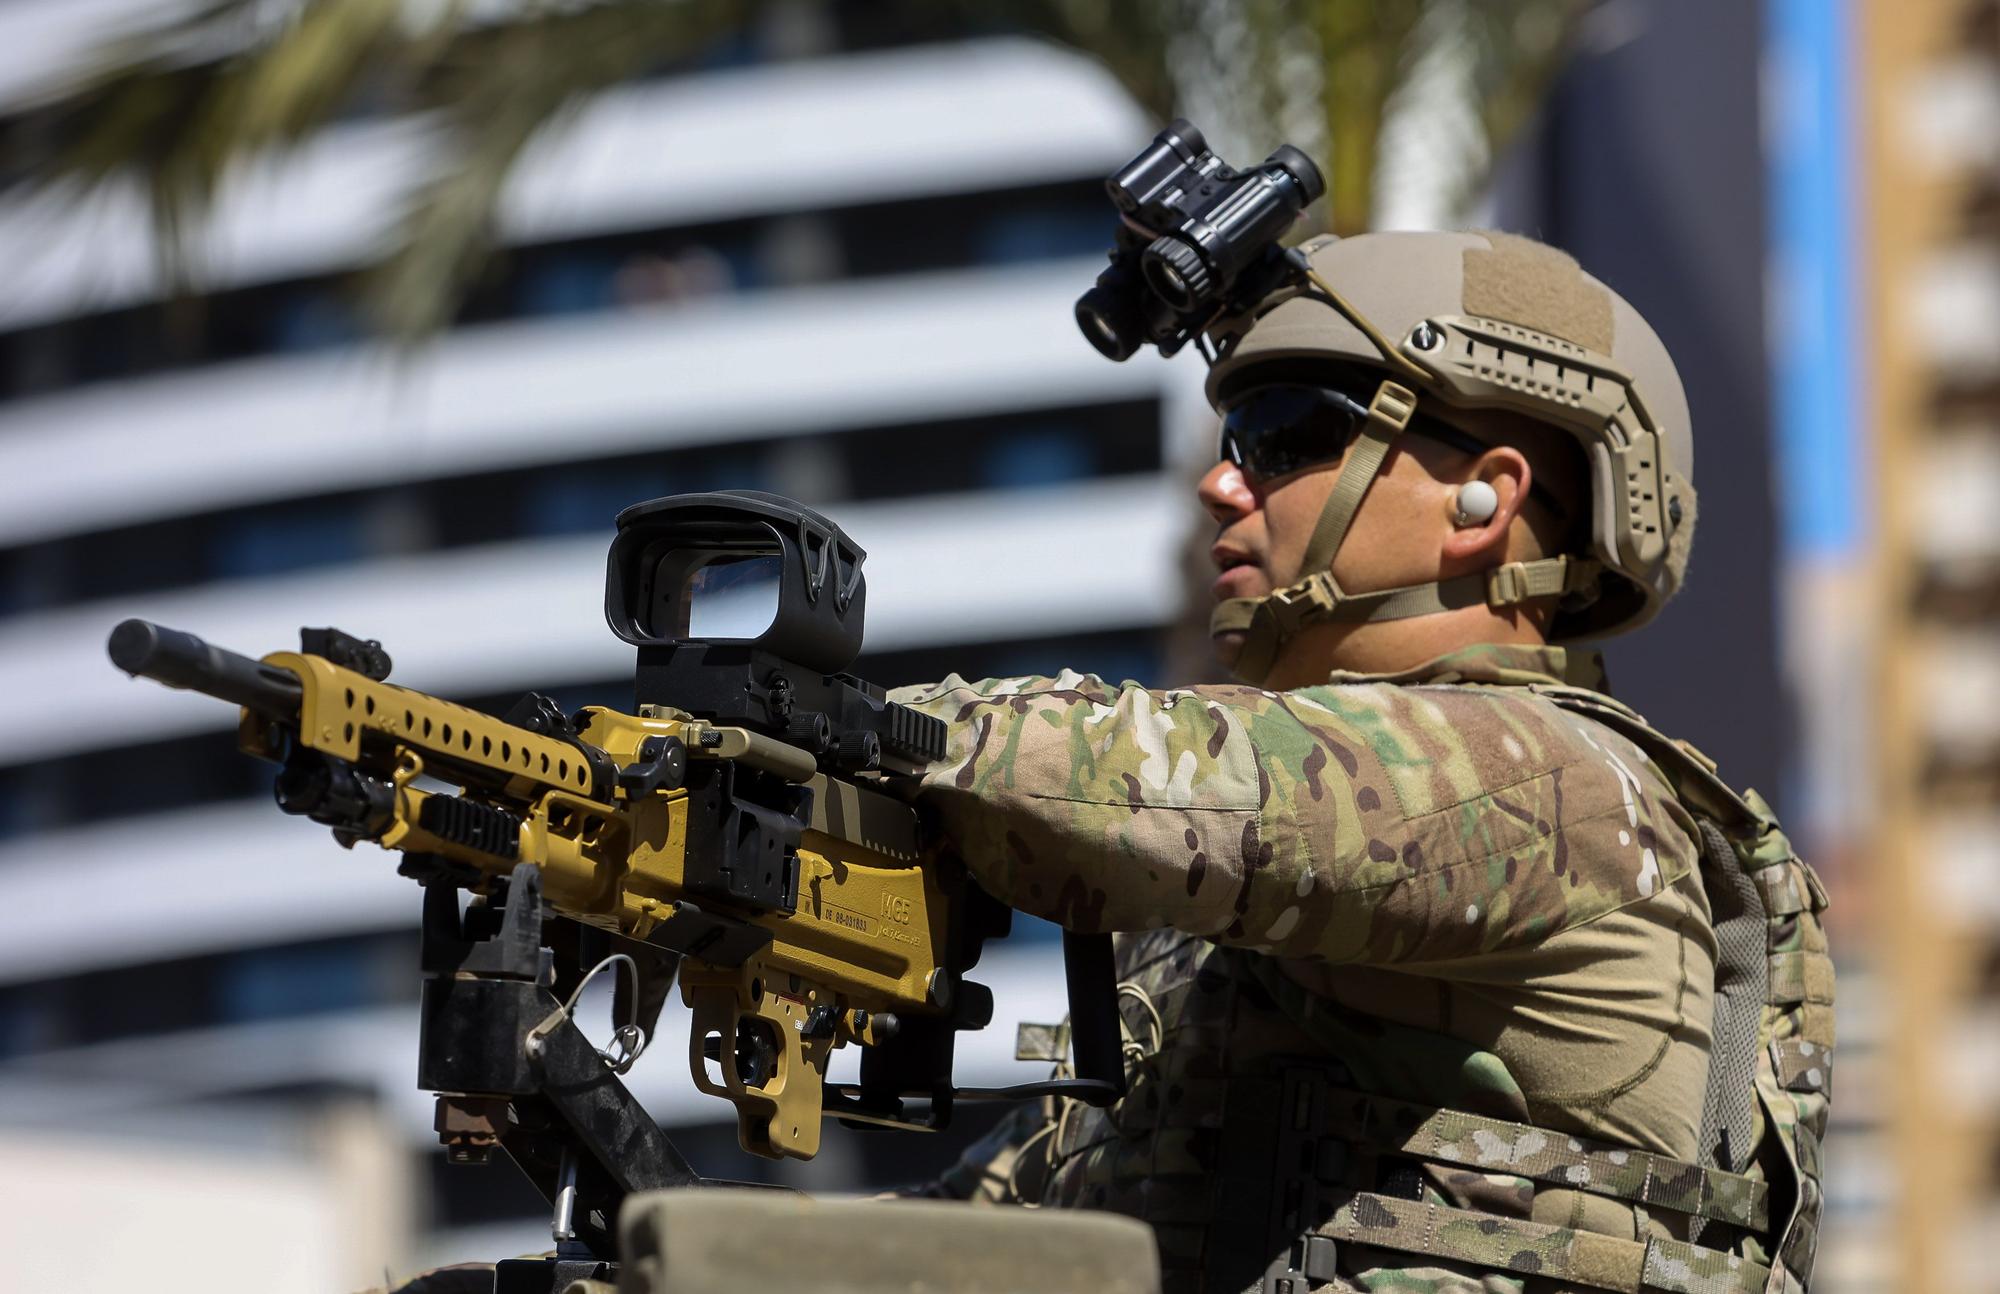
[{"xmin": 525, "ymin": 952, "xmax": 651, "ymax": 1075}]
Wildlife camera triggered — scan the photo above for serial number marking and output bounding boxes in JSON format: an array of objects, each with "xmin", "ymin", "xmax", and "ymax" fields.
[
  {"xmin": 825, "ymin": 904, "xmax": 872, "ymax": 935},
  {"xmin": 824, "ymin": 902, "xmax": 922, "ymax": 947}
]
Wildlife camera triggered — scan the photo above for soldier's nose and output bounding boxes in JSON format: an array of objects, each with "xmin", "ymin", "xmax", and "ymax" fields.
[{"xmin": 1198, "ymin": 459, "xmax": 1257, "ymax": 523}]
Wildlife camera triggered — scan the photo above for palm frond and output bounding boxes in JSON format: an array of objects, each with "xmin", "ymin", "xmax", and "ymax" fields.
[
  {"xmin": 970, "ymin": 0, "xmax": 1587, "ymax": 233},
  {"xmin": 971, "ymin": 0, "xmax": 1182, "ymax": 119},
  {"xmin": 1429, "ymin": 0, "xmax": 1592, "ymax": 222},
  {"xmin": 364, "ymin": 1, "xmax": 748, "ymax": 340},
  {"xmin": 1311, "ymin": 0, "xmax": 1426, "ymax": 233},
  {"xmin": 1458, "ymin": 0, "xmax": 1590, "ymax": 152},
  {"xmin": 13, "ymin": 0, "xmax": 420, "ymax": 284}
]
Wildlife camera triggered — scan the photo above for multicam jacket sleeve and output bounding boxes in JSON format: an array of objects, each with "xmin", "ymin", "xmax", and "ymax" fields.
[{"xmin": 887, "ymin": 669, "xmax": 1701, "ymax": 966}]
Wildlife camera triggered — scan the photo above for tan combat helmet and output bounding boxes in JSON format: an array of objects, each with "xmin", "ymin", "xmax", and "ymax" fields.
[{"xmin": 1203, "ymin": 229, "xmax": 1695, "ymax": 685}]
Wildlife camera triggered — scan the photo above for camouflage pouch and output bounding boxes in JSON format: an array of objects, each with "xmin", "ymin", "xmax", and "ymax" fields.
[{"xmin": 1738, "ymin": 790, "xmax": 1833, "ymax": 1294}]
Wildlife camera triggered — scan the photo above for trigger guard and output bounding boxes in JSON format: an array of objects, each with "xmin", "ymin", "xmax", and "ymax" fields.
[{"xmin": 680, "ymin": 965, "xmax": 835, "ymax": 1161}]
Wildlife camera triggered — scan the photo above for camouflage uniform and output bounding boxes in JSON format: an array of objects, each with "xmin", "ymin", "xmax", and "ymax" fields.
[{"xmin": 890, "ymin": 643, "xmax": 1831, "ymax": 1294}]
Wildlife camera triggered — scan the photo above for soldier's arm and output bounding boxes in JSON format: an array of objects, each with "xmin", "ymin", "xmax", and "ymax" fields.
[{"xmin": 890, "ymin": 671, "xmax": 1693, "ymax": 965}]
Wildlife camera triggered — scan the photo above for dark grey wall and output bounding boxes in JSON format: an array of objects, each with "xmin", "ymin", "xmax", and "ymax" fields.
[{"xmin": 1490, "ymin": 0, "xmax": 1783, "ymax": 801}]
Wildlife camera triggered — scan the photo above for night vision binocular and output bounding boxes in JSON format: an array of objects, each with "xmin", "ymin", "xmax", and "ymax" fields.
[{"xmin": 1074, "ymin": 119, "xmax": 1324, "ymax": 362}]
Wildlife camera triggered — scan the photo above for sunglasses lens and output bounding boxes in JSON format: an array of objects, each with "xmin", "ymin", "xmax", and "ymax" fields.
[{"xmin": 1220, "ymin": 386, "xmax": 1364, "ymax": 482}]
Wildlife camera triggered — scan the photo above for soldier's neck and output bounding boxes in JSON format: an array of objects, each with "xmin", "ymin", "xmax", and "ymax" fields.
[{"xmin": 1262, "ymin": 602, "xmax": 1551, "ymax": 690}]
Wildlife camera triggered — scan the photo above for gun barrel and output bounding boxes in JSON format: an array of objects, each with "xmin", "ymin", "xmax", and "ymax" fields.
[{"xmin": 108, "ymin": 619, "xmax": 304, "ymax": 717}]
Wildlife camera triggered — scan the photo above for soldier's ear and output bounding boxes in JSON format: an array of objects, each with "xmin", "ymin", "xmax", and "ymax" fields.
[{"xmin": 1439, "ymin": 447, "xmax": 1529, "ymax": 563}]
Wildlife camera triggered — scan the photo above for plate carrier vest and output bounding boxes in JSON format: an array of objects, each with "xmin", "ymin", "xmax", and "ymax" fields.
[{"xmin": 1007, "ymin": 688, "xmax": 1831, "ymax": 1294}]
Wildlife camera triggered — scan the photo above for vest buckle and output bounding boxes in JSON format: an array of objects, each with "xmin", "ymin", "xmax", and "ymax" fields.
[{"xmin": 1261, "ymin": 1235, "xmax": 1338, "ymax": 1293}]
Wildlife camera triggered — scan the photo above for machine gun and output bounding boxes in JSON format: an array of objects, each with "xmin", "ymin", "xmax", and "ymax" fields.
[{"xmin": 108, "ymin": 491, "xmax": 1124, "ymax": 1293}]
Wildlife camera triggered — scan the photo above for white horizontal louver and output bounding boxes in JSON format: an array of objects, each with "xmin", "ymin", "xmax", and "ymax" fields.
[{"xmin": 0, "ymin": 262, "xmax": 1175, "ymax": 547}]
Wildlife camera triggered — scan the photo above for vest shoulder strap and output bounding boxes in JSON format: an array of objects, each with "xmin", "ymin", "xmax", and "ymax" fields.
[{"xmin": 1528, "ymin": 682, "xmax": 1761, "ymax": 834}]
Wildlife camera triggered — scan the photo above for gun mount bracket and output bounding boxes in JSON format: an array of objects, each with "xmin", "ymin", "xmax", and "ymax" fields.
[
  {"xmin": 421, "ymin": 868, "xmax": 555, "ymax": 982},
  {"xmin": 416, "ymin": 866, "xmax": 783, "ymax": 1287}
]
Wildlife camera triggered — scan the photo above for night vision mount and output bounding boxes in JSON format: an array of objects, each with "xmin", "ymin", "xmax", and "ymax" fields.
[{"xmin": 1075, "ymin": 118, "xmax": 1325, "ymax": 362}]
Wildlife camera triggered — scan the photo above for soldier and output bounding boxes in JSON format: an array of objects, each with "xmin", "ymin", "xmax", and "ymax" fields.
[{"xmin": 889, "ymin": 230, "xmax": 1831, "ymax": 1293}]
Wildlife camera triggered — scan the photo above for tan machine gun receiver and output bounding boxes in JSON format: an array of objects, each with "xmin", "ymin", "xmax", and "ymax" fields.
[{"xmin": 108, "ymin": 491, "xmax": 1125, "ymax": 1294}]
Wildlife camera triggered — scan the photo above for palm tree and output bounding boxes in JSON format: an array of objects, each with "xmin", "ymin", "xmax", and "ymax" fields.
[{"xmin": 6, "ymin": 0, "xmax": 1590, "ymax": 341}]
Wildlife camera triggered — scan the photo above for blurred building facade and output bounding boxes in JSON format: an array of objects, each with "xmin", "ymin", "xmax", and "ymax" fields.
[
  {"xmin": 1507, "ymin": 1, "xmax": 2000, "ymax": 1289},
  {"xmin": 1866, "ymin": 0, "xmax": 2000, "ymax": 1289},
  {"xmin": 0, "ymin": 7, "xmax": 1207, "ymax": 1283}
]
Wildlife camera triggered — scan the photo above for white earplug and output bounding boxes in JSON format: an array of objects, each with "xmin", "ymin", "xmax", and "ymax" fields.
[{"xmin": 1453, "ymin": 480, "xmax": 1498, "ymax": 526}]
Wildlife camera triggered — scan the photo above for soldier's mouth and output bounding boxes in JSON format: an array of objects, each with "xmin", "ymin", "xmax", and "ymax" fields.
[
  {"xmin": 1210, "ymin": 545, "xmax": 1262, "ymax": 599},
  {"xmin": 1211, "ymin": 543, "xmax": 1255, "ymax": 573}
]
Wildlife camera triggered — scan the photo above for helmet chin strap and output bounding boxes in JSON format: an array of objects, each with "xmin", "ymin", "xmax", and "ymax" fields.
[{"xmin": 1210, "ymin": 377, "xmax": 1600, "ymax": 687}]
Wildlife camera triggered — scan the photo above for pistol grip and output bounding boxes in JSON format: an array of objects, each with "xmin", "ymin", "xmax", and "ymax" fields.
[{"xmin": 682, "ymin": 961, "xmax": 836, "ymax": 1160}]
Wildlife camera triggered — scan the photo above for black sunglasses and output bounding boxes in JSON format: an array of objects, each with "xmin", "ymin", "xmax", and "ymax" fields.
[{"xmin": 1218, "ymin": 383, "xmax": 1568, "ymax": 518}]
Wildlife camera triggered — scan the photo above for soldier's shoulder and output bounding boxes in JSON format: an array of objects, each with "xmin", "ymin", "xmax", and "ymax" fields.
[
  {"xmin": 1289, "ymin": 677, "xmax": 1696, "ymax": 866},
  {"xmin": 1290, "ymin": 673, "xmax": 1668, "ymax": 779}
]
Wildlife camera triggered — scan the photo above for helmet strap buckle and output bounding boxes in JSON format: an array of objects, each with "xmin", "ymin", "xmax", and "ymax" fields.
[
  {"xmin": 1487, "ymin": 562, "xmax": 1532, "ymax": 606},
  {"xmin": 1485, "ymin": 556, "xmax": 1603, "ymax": 609},
  {"xmin": 1263, "ymin": 571, "xmax": 1342, "ymax": 634}
]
